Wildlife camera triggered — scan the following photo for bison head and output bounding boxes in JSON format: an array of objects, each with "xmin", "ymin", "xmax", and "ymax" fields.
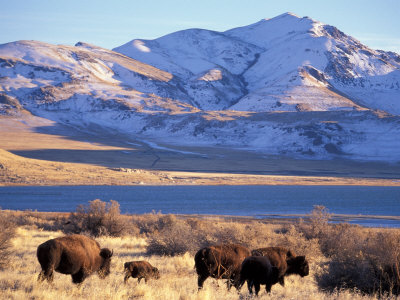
[
  {"xmin": 152, "ymin": 267, "xmax": 160, "ymax": 279},
  {"xmin": 290, "ymin": 256, "xmax": 309, "ymax": 277},
  {"xmin": 98, "ymin": 248, "xmax": 113, "ymax": 278}
]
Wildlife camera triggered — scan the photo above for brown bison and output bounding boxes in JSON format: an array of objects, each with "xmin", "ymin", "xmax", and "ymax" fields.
[
  {"xmin": 37, "ymin": 234, "xmax": 113, "ymax": 284},
  {"xmin": 252, "ymin": 246, "xmax": 309, "ymax": 286},
  {"xmin": 124, "ymin": 261, "xmax": 160, "ymax": 283},
  {"xmin": 239, "ymin": 256, "xmax": 280, "ymax": 295},
  {"xmin": 194, "ymin": 244, "xmax": 251, "ymax": 290}
]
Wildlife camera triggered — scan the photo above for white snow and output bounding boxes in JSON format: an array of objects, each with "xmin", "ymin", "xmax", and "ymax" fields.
[{"xmin": 1, "ymin": 13, "xmax": 400, "ymax": 162}]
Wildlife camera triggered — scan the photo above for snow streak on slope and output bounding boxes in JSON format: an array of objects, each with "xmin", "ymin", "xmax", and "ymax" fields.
[
  {"xmin": 116, "ymin": 12, "xmax": 400, "ymax": 114},
  {"xmin": 1, "ymin": 13, "xmax": 400, "ymax": 162}
]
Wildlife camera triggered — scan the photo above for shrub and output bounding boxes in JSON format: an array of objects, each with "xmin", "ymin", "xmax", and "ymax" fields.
[
  {"xmin": 12, "ymin": 210, "xmax": 68, "ymax": 231},
  {"xmin": 299, "ymin": 206, "xmax": 400, "ymax": 295},
  {"xmin": 145, "ymin": 214, "xmax": 320, "ymax": 258},
  {"xmin": 0, "ymin": 212, "xmax": 16, "ymax": 270},
  {"xmin": 65, "ymin": 199, "xmax": 126, "ymax": 237},
  {"xmin": 146, "ymin": 215, "xmax": 209, "ymax": 255}
]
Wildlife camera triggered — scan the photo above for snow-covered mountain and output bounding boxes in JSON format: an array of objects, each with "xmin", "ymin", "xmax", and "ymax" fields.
[{"xmin": 1, "ymin": 12, "xmax": 400, "ymax": 162}]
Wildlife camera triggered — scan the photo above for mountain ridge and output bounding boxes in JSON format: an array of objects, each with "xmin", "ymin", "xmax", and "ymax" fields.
[{"xmin": 0, "ymin": 13, "xmax": 399, "ymax": 163}]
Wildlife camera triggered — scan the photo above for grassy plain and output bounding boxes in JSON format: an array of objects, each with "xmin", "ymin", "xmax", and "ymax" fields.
[{"xmin": 0, "ymin": 221, "xmax": 391, "ymax": 300}]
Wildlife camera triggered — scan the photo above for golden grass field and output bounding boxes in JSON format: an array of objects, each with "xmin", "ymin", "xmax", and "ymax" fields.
[
  {"xmin": 0, "ymin": 225, "xmax": 387, "ymax": 300},
  {"xmin": 1, "ymin": 115, "xmax": 400, "ymax": 186}
]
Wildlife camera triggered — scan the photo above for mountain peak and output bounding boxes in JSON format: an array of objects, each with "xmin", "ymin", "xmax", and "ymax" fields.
[
  {"xmin": 1, "ymin": 13, "xmax": 400, "ymax": 162},
  {"xmin": 267, "ymin": 12, "xmax": 301, "ymax": 20}
]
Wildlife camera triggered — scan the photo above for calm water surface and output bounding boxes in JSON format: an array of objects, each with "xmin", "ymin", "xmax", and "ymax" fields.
[{"xmin": 0, "ymin": 185, "xmax": 399, "ymax": 226}]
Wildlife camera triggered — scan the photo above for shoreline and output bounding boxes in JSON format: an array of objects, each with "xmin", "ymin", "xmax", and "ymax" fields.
[
  {"xmin": 1, "ymin": 116, "xmax": 400, "ymax": 187},
  {"xmin": 2, "ymin": 209, "xmax": 400, "ymax": 228}
]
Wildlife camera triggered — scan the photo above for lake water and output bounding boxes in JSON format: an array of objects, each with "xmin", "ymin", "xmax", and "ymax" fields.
[{"xmin": 0, "ymin": 185, "xmax": 399, "ymax": 227}]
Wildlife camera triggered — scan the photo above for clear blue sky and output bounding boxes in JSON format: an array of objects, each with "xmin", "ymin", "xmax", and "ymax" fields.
[{"xmin": 1, "ymin": 0, "xmax": 399, "ymax": 53}]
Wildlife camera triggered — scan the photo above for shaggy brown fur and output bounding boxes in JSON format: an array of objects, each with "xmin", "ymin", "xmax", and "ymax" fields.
[
  {"xmin": 124, "ymin": 261, "xmax": 160, "ymax": 283},
  {"xmin": 252, "ymin": 246, "xmax": 309, "ymax": 286},
  {"xmin": 37, "ymin": 234, "xmax": 113, "ymax": 284},
  {"xmin": 194, "ymin": 244, "xmax": 251, "ymax": 290},
  {"xmin": 251, "ymin": 246, "xmax": 295, "ymax": 286},
  {"xmin": 239, "ymin": 256, "xmax": 280, "ymax": 295}
]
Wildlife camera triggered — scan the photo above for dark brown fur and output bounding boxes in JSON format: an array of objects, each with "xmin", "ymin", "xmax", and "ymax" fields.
[
  {"xmin": 239, "ymin": 256, "xmax": 280, "ymax": 295},
  {"xmin": 37, "ymin": 234, "xmax": 113, "ymax": 284},
  {"xmin": 194, "ymin": 244, "xmax": 251, "ymax": 290},
  {"xmin": 252, "ymin": 246, "xmax": 309, "ymax": 286},
  {"xmin": 124, "ymin": 261, "xmax": 160, "ymax": 283}
]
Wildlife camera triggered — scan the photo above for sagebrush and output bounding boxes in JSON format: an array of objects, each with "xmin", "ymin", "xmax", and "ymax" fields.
[
  {"xmin": 0, "ymin": 211, "xmax": 16, "ymax": 270},
  {"xmin": 64, "ymin": 199, "xmax": 127, "ymax": 237},
  {"xmin": 2, "ymin": 204, "xmax": 400, "ymax": 297}
]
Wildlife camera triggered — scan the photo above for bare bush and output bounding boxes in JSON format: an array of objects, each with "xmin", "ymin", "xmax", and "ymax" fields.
[
  {"xmin": 146, "ymin": 215, "xmax": 208, "ymax": 255},
  {"xmin": 0, "ymin": 212, "xmax": 16, "ymax": 270},
  {"xmin": 65, "ymin": 199, "xmax": 126, "ymax": 237},
  {"xmin": 298, "ymin": 206, "xmax": 400, "ymax": 295},
  {"xmin": 298, "ymin": 205, "xmax": 332, "ymax": 241},
  {"xmin": 12, "ymin": 210, "xmax": 68, "ymax": 231},
  {"xmin": 145, "ymin": 215, "xmax": 320, "ymax": 258}
]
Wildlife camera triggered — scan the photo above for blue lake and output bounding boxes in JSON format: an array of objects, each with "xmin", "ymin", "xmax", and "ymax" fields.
[{"xmin": 0, "ymin": 185, "xmax": 399, "ymax": 227}]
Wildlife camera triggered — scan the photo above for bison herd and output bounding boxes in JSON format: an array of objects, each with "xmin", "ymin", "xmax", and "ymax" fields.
[
  {"xmin": 194, "ymin": 244, "xmax": 309, "ymax": 295},
  {"xmin": 37, "ymin": 234, "xmax": 309, "ymax": 296}
]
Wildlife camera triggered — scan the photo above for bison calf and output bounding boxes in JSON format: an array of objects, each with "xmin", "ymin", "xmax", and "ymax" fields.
[
  {"xmin": 124, "ymin": 261, "xmax": 160, "ymax": 283},
  {"xmin": 194, "ymin": 244, "xmax": 251, "ymax": 290},
  {"xmin": 37, "ymin": 234, "xmax": 113, "ymax": 284},
  {"xmin": 240, "ymin": 256, "xmax": 280, "ymax": 295}
]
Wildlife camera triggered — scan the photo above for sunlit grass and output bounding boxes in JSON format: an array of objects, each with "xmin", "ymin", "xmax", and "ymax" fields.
[{"xmin": 0, "ymin": 226, "xmax": 385, "ymax": 300}]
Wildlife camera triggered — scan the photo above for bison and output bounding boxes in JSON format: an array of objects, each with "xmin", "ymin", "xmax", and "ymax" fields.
[
  {"xmin": 252, "ymin": 246, "xmax": 309, "ymax": 286},
  {"xmin": 239, "ymin": 256, "xmax": 280, "ymax": 295},
  {"xmin": 37, "ymin": 234, "xmax": 113, "ymax": 284},
  {"xmin": 194, "ymin": 243, "xmax": 251, "ymax": 290},
  {"xmin": 124, "ymin": 261, "xmax": 160, "ymax": 283}
]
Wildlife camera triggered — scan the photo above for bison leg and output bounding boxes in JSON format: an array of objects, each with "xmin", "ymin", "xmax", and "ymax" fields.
[
  {"xmin": 197, "ymin": 275, "xmax": 207, "ymax": 290},
  {"xmin": 37, "ymin": 259, "xmax": 55, "ymax": 283},
  {"xmin": 237, "ymin": 277, "xmax": 245, "ymax": 291},
  {"xmin": 38, "ymin": 268, "xmax": 54, "ymax": 283},
  {"xmin": 124, "ymin": 273, "xmax": 130, "ymax": 284},
  {"xmin": 38, "ymin": 271, "xmax": 45, "ymax": 282},
  {"xmin": 226, "ymin": 278, "xmax": 233, "ymax": 290},
  {"xmin": 254, "ymin": 282, "xmax": 261, "ymax": 296},
  {"xmin": 247, "ymin": 280, "xmax": 254, "ymax": 294},
  {"xmin": 72, "ymin": 269, "xmax": 87, "ymax": 284},
  {"xmin": 38, "ymin": 270, "xmax": 47, "ymax": 282},
  {"xmin": 265, "ymin": 283, "xmax": 272, "ymax": 293},
  {"xmin": 279, "ymin": 276, "xmax": 285, "ymax": 286}
]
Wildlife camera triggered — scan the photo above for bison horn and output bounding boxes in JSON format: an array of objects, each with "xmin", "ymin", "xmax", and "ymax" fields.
[{"xmin": 110, "ymin": 249, "xmax": 114, "ymax": 257}]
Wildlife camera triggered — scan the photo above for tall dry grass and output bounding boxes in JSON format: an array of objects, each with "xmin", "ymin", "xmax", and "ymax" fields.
[
  {"xmin": 298, "ymin": 206, "xmax": 400, "ymax": 295},
  {"xmin": 0, "ymin": 226, "xmax": 380, "ymax": 300},
  {"xmin": 0, "ymin": 206, "xmax": 399, "ymax": 299},
  {"xmin": 0, "ymin": 212, "xmax": 16, "ymax": 270}
]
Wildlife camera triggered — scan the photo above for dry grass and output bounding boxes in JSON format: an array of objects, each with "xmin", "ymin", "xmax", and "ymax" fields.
[
  {"xmin": 0, "ymin": 215, "xmax": 15, "ymax": 270},
  {"xmin": 298, "ymin": 206, "xmax": 400, "ymax": 295},
  {"xmin": 1, "ymin": 209, "xmax": 399, "ymax": 299},
  {"xmin": 0, "ymin": 226, "xmax": 380, "ymax": 300}
]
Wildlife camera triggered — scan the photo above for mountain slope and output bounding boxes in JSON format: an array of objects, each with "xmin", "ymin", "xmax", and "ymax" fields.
[
  {"xmin": 1, "ymin": 13, "xmax": 400, "ymax": 163},
  {"xmin": 115, "ymin": 12, "xmax": 400, "ymax": 114}
]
